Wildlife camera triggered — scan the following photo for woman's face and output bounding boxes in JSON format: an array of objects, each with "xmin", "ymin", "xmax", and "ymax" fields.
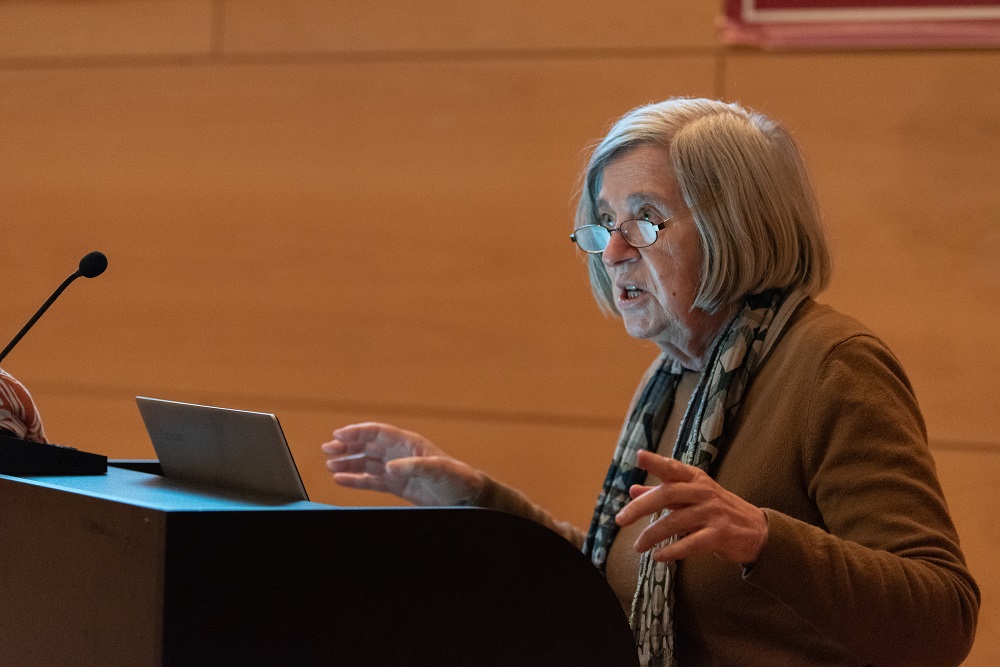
[{"xmin": 596, "ymin": 144, "xmax": 733, "ymax": 369}]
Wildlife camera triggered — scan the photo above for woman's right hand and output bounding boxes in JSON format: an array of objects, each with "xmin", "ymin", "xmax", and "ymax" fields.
[{"xmin": 321, "ymin": 422, "xmax": 486, "ymax": 506}]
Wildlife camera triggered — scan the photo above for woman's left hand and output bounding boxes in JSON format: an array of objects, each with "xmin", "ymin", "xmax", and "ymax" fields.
[{"xmin": 615, "ymin": 449, "xmax": 768, "ymax": 566}]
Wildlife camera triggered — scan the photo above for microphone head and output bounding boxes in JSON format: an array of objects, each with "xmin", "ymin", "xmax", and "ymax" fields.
[{"xmin": 78, "ymin": 251, "xmax": 108, "ymax": 279}]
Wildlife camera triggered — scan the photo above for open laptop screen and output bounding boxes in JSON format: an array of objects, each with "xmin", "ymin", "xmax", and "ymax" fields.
[{"xmin": 136, "ymin": 396, "xmax": 308, "ymax": 501}]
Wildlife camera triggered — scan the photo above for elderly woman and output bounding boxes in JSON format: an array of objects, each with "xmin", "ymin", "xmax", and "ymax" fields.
[{"xmin": 322, "ymin": 98, "xmax": 979, "ymax": 666}]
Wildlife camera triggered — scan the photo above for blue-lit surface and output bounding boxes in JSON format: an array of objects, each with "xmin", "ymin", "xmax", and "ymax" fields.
[{"xmin": 9, "ymin": 466, "xmax": 337, "ymax": 512}]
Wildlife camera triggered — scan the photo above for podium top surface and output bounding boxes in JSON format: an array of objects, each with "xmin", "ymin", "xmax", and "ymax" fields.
[{"xmin": 4, "ymin": 466, "xmax": 335, "ymax": 512}]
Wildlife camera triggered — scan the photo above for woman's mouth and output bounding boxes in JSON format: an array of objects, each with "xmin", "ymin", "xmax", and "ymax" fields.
[{"xmin": 620, "ymin": 285, "xmax": 646, "ymax": 301}]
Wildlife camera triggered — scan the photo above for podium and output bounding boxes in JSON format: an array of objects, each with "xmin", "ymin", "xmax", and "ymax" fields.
[{"xmin": 0, "ymin": 465, "xmax": 637, "ymax": 666}]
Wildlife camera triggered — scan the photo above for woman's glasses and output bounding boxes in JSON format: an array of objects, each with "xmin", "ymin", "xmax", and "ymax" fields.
[{"xmin": 570, "ymin": 211, "xmax": 671, "ymax": 254}]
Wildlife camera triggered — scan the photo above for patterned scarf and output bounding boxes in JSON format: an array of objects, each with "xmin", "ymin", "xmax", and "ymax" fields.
[{"xmin": 582, "ymin": 288, "xmax": 807, "ymax": 666}]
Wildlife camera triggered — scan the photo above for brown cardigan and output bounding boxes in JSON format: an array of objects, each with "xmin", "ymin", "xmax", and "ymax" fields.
[{"xmin": 474, "ymin": 299, "xmax": 979, "ymax": 666}]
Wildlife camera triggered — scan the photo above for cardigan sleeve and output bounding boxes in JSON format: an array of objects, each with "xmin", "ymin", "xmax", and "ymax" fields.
[
  {"xmin": 744, "ymin": 334, "xmax": 980, "ymax": 667},
  {"xmin": 470, "ymin": 476, "xmax": 586, "ymax": 549}
]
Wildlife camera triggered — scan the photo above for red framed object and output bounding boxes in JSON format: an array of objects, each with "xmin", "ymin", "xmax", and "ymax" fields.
[{"xmin": 722, "ymin": 0, "xmax": 1000, "ymax": 47}]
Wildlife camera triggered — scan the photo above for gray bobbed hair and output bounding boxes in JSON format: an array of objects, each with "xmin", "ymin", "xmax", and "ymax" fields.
[{"xmin": 575, "ymin": 98, "xmax": 831, "ymax": 315}]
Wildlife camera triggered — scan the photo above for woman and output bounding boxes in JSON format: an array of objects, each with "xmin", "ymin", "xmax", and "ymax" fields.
[{"xmin": 322, "ymin": 99, "xmax": 979, "ymax": 666}]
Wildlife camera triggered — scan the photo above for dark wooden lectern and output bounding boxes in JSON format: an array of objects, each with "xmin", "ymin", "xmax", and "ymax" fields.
[{"xmin": 0, "ymin": 465, "xmax": 637, "ymax": 666}]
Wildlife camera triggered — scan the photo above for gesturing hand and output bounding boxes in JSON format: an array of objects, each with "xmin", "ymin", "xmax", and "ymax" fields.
[
  {"xmin": 614, "ymin": 450, "xmax": 768, "ymax": 566},
  {"xmin": 321, "ymin": 422, "xmax": 485, "ymax": 507}
]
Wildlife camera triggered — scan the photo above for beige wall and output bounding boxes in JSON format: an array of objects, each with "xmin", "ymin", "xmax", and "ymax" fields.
[{"xmin": 2, "ymin": 1, "xmax": 997, "ymax": 663}]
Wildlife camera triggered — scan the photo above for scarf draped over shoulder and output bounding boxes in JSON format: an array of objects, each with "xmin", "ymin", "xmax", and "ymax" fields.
[{"xmin": 582, "ymin": 288, "xmax": 807, "ymax": 666}]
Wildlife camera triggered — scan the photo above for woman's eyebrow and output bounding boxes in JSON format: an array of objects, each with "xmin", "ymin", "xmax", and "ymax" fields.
[
  {"xmin": 595, "ymin": 192, "xmax": 672, "ymax": 218},
  {"xmin": 626, "ymin": 191, "xmax": 671, "ymax": 210}
]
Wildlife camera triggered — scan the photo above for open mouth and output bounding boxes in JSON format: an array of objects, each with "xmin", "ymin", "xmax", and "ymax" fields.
[{"xmin": 621, "ymin": 285, "xmax": 645, "ymax": 301}]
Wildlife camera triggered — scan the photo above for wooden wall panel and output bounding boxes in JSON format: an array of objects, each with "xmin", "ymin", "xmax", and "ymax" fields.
[
  {"xmin": 724, "ymin": 52, "xmax": 1000, "ymax": 446},
  {"xmin": 221, "ymin": 0, "xmax": 720, "ymax": 53},
  {"xmin": 1, "ymin": 56, "xmax": 716, "ymax": 436},
  {"xmin": 0, "ymin": 1, "xmax": 214, "ymax": 60}
]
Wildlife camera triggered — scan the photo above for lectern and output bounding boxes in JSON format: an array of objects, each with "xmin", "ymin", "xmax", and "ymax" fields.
[{"xmin": 0, "ymin": 465, "xmax": 637, "ymax": 666}]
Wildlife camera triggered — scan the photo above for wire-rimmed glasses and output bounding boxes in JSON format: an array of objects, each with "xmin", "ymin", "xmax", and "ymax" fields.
[{"xmin": 570, "ymin": 211, "xmax": 670, "ymax": 254}]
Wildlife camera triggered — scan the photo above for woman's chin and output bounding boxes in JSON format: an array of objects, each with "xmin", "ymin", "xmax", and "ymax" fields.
[{"xmin": 621, "ymin": 316, "xmax": 660, "ymax": 342}]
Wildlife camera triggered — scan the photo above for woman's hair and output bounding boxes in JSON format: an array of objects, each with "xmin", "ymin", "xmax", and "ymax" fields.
[{"xmin": 575, "ymin": 98, "xmax": 830, "ymax": 315}]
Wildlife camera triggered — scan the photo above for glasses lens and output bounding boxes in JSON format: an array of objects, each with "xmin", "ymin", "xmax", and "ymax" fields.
[
  {"xmin": 572, "ymin": 225, "xmax": 610, "ymax": 253},
  {"xmin": 622, "ymin": 220, "xmax": 659, "ymax": 248}
]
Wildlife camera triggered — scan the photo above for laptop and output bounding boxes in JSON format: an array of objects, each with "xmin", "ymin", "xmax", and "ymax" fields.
[{"xmin": 135, "ymin": 396, "xmax": 309, "ymax": 501}]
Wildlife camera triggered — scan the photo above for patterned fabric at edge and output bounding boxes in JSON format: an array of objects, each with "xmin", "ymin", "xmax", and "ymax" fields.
[
  {"xmin": 583, "ymin": 288, "xmax": 806, "ymax": 667},
  {"xmin": 0, "ymin": 368, "xmax": 48, "ymax": 443},
  {"xmin": 581, "ymin": 358, "xmax": 682, "ymax": 570}
]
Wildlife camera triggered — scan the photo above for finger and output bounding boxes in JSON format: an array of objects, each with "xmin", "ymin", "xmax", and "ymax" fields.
[
  {"xmin": 635, "ymin": 450, "xmax": 699, "ymax": 483},
  {"xmin": 321, "ymin": 438, "xmax": 365, "ymax": 457},
  {"xmin": 330, "ymin": 422, "xmax": 382, "ymax": 443},
  {"xmin": 322, "ymin": 438, "xmax": 372, "ymax": 457},
  {"xmin": 615, "ymin": 503, "xmax": 646, "ymax": 528},
  {"xmin": 325, "ymin": 453, "xmax": 369, "ymax": 474},
  {"xmin": 651, "ymin": 527, "xmax": 717, "ymax": 563},
  {"xmin": 332, "ymin": 422, "xmax": 417, "ymax": 448},
  {"xmin": 330, "ymin": 472, "xmax": 392, "ymax": 493},
  {"xmin": 632, "ymin": 480, "xmax": 713, "ymax": 517},
  {"xmin": 327, "ymin": 452, "xmax": 399, "ymax": 476},
  {"xmin": 634, "ymin": 505, "xmax": 709, "ymax": 553},
  {"xmin": 629, "ymin": 484, "xmax": 655, "ymax": 499},
  {"xmin": 616, "ymin": 481, "xmax": 700, "ymax": 527}
]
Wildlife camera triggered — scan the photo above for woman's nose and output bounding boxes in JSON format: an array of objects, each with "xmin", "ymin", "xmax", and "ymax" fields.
[{"xmin": 602, "ymin": 228, "xmax": 639, "ymax": 267}]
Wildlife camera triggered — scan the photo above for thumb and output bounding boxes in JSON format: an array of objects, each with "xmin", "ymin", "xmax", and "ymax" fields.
[
  {"xmin": 387, "ymin": 456, "xmax": 468, "ymax": 481},
  {"xmin": 385, "ymin": 457, "xmax": 424, "ymax": 476},
  {"xmin": 386, "ymin": 456, "xmax": 461, "ymax": 479}
]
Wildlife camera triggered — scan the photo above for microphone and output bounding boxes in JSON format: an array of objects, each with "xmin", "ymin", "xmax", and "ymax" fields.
[
  {"xmin": 78, "ymin": 250, "xmax": 109, "ymax": 278},
  {"xmin": 0, "ymin": 251, "xmax": 108, "ymax": 364}
]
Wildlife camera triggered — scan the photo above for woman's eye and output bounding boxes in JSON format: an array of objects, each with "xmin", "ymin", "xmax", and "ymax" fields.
[{"xmin": 599, "ymin": 214, "xmax": 614, "ymax": 227}]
